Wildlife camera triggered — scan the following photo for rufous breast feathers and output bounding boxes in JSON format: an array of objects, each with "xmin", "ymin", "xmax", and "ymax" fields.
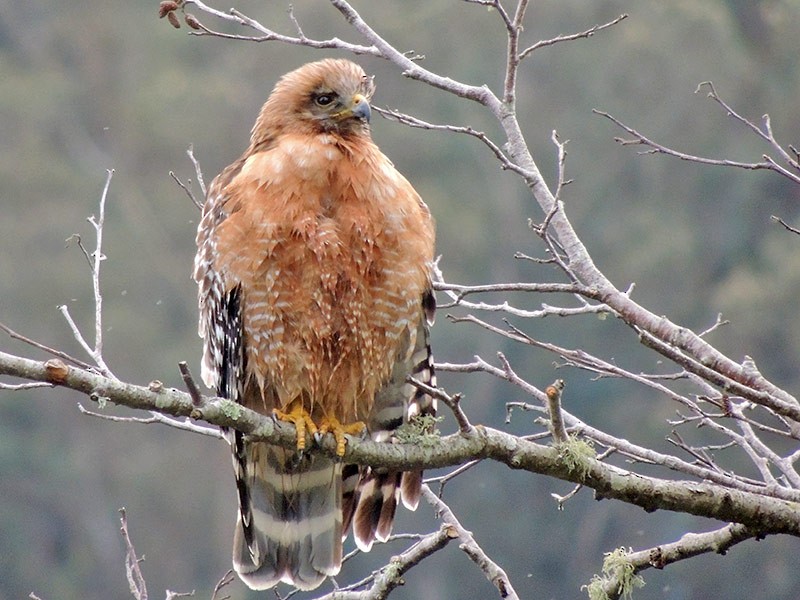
[{"xmin": 213, "ymin": 132, "xmax": 434, "ymax": 420}]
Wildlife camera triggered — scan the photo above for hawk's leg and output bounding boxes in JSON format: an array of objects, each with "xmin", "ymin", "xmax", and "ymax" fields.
[
  {"xmin": 273, "ymin": 401, "xmax": 319, "ymax": 452},
  {"xmin": 318, "ymin": 416, "xmax": 366, "ymax": 457}
]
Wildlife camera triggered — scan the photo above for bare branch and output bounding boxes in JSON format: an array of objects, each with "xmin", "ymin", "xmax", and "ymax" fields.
[
  {"xmin": 210, "ymin": 570, "xmax": 235, "ymax": 600},
  {"xmin": 597, "ymin": 523, "xmax": 754, "ymax": 600},
  {"xmin": 463, "ymin": 0, "xmax": 513, "ymax": 31},
  {"xmin": 550, "ymin": 130, "xmax": 573, "ymax": 201},
  {"xmin": 316, "ymin": 526, "xmax": 455, "ymax": 599},
  {"xmin": 77, "ymin": 402, "xmax": 224, "ymax": 439},
  {"xmin": 59, "ymin": 169, "xmax": 116, "ymax": 378},
  {"xmin": 181, "ymin": 0, "xmax": 379, "ymax": 55},
  {"xmin": 64, "ymin": 233, "xmax": 93, "ymax": 268},
  {"xmin": 699, "ymin": 81, "xmax": 800, "ymax": 173},
  {"xmin": 501, "ymin": 0, "xmax": 529, "ymax": 105},
  {"xmin": 3, "ymin": 349, "xmax": 800, "ymax": 536},
  {"xmin": 119, "ymin": 508, "xmax": 148, "ymax": 600},
  {"xmin": 0, "ymin": 381, "xmax": 53, "ymax": 390},
  {"xmin": 407, "ymin": 375, "xmax": 473, "ymax": 434},
  {"xmin": 519, "ymin": 13, "xmax": 628, "ymax": 60},
  {"xmin": 88, "ymin": 169, "xmax": 114, "ymax": 374},
  {"xmin": 169, "ymin": 171, "xmax": 202, "ymax": 211},
  {"xmin": 771, "ymin": 215, "xmax": 800, "ymax": 235},
  {"xmin": 178, "ymin": 361, "xmax": 205, "ymax": 407},
  {"xmin": 186, "ymin": 145, "xmax": 206, "ymax": 198},
  {"xmin": 375, "ymin": 107, "xmax": 535, "ymax": 181},
  {"xmin": 422, "ymin": 486, "xmax": 519, "ymax": 600},
  {"xmin": 594, "ymin": 108, "xmax": 800, "ymax": 186},
  {"xmin": 545, "ymin": 379, "xmax": 568, "ymax": 444},
  {"xmin": 328, "ymin": 0, "xmax": 499, "ymax": 108},
  {"xmin": 446, "ymin": 353, "xmax": 800, "ymax": 502},
  {"xmin": 698, "ymin": 313, "xmax": 729, "ymax": 337}
]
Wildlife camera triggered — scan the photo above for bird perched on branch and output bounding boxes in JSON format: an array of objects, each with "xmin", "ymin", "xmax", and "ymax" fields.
[{"xmin": 194, "ymin": 58, "xmax": 437, "ymax": 591}]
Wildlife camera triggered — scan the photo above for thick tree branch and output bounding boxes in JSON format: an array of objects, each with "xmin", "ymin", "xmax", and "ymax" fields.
[{"xmin": 2, "ymin": 349, "xmax": 799, "ymax": 539}]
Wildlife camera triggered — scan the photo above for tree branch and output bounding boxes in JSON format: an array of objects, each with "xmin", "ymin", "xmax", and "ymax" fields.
[
  {"xmin": 596, "ymin": 523, "xmax": 754, "ymax": 600},
  {"xmin": 317, "ymin": 525, "xmax": 456, "ymax": 600},
  {"xmin": 422, "ymin": 485, "xmax": 519, "ymax": 599},
  {"xmin": 120, "ymin": 508, "xmax": 149, "ymax": 600},
  {"xmin": 2, "ymin": 349, "xmax": 800, "ymax": 539}
]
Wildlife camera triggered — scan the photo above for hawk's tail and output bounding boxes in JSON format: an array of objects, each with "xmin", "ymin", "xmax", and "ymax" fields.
[
  {"xmin": 231, "ymin": 436, "xmax": 342, "ymax": 591},
  {"xmin": 343, "ymin": 309, "xmax": 437, "ymax": 551}
]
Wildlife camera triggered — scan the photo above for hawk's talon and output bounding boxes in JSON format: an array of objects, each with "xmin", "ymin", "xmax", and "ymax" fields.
[
  {"xmin": 319, "ymin": 416, "xmax": 366, "ymax": 457},
  {"xmin": 273, "ymin": 402, "xmax": 319, "ymax": 452}
]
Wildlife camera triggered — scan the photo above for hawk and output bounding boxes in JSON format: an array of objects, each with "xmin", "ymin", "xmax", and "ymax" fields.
[{"xmin": 193, "ymin": 58, "xmax": 437, "ymax": 591}]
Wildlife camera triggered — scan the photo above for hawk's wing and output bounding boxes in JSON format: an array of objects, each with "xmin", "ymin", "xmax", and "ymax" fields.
[
  {"xmin": 344, "ymin": 288, "xmax": 437, "ymax": 550},
  {"xmin": 195, "ymin": 155, "xmax": 344, "ymax": 591}
]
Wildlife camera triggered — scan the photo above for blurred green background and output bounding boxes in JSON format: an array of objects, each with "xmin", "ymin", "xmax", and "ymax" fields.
[{"xmin": 2, "ymin": 1, "xmax": 800, "ymax": 598}]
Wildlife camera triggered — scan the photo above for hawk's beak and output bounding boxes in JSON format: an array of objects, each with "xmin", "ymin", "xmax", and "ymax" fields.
[{"xmin": 341, "ymin": 93, "xmax": 371, "ymax": 123}]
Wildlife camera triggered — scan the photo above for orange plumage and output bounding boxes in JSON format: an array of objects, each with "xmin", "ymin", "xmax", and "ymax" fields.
[{"xmin": 194, "ymin": 59, "xmax": 436, "ymax": 590}]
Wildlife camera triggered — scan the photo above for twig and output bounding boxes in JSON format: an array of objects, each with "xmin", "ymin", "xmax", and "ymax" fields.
[
  {"xmin": 181, "ymin": 0, "xmax": 380, "ymax": 55},
  {"xmin": 187, "ymin": 145, "xmax": 206, "ymax": 198},
  {"xmin": 505, "ymin": 399, "xmax": 546, "ymax": 423},
  {"xmin": 771, "ymin": 215, "xmax": 800, "ymax": 235},
  {"xmin": 519, "ymin": 14, "xmax": 628, "ymax": 59},
  {"xmin": 699, "ymin": 81, "xmax": 800, "ymax": 172},
  {"xmin": 169, "ymin": 171, "xmax": 202, "ymax": 211},
  {"xmin": 64, "ymin": 233, "xmax": 93, "ymax": 268},
  {"xmin": 501, "ymin": 0, "xmax": 529, "ymax": 105},
  {"xmin": 164, "ymin": 591, "xmax": 194, "ymax": 599},
  {"xmin": 0, "ymin": 322, "xmax": 95, "ymax": 370},
  {"xmin": 210, "ymin": 570, "xmax": 235, "ymax": 600},
  {"xmin": 594, "ymin": 108, "xmax": 800, "ymax": 186},
  {"xmin": 545, "ymin": 379, "xmax": 568, "ymax": 444},
  {"xmin": 170, "ymin": 145, "xmax": 206, "ymax": 210},
  {"xmin": 550, "ymin": 130, "xmax": 573, "ymax": 201},
  {"xmin": 422, "ymin": 485, "xmax": 520, "ymax": 600},
  {"xmin": 0, "ymin": 381, "xmax": 53, "ymax": 390},
  {"xmin": 60, "ymin": 169, "xmax": 116, "ymax": 378},
  {"xmin": 88, "ymin": 170, "xmax": 113, "ymax": 373},
  {"xmin": 698, "ymin": 313, "xmax": 730, "ymax": 337},
  {"xmin": 119, "ymin": 508, "xmax": 148, "ymax": 600},
  {"xmin": 463, "ymin": 0, "xmax": 513, "ymax": 31},
  {"xmin": 179, "ymin": 361, "xmax": 205, "ymax": 407},
  {"xmin": 76, "ymin": 403, "xmax": 223, "ymax": 439},
  {"xmin": 317, "ymin": 526, "xmax": 456, "ymax": 599},
  {"xmin": 424, "ymin": 459, "xmax": 482, "ymax": 496},
  {"xmin": 407, "ymin": 375, "xmax": 473, "ymax": 433},
  {"xmin": 375, "ymin": 106, "xmax": 535, "ymax": 181},
  {"xmin": 434, "ymin": 280, "xmax": 591, "ymax": 297}
]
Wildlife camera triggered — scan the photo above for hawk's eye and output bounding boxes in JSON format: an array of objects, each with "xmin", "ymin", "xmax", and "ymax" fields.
[{"xmin": 314, "ymin": 93, "xmax": 335, "ymax": 107}]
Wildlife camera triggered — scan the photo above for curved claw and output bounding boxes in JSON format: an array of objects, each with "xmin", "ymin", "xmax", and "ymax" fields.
[
  {"xmin": 273, "ymin": 402, "xmax": 319, "ymax": 452},
  {"xmin": 318, "ymin": 416, "xmax": 366, "ymax": 457}
]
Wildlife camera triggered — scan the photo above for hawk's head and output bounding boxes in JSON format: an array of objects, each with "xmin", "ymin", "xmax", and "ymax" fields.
[{"xmin": 252, "ymin": 59, "xmax": 376, "ymax": 145}]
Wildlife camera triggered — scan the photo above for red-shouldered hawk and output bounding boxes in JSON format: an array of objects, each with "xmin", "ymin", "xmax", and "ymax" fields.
[{"xmin": 193, "ymin": 59, "xmax": 437, "ymax": 591}]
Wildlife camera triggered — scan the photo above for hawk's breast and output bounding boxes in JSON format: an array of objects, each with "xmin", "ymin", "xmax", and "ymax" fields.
[{"xmin": 215, "ymin": 133, "xmax": 434, "ymax": 420}]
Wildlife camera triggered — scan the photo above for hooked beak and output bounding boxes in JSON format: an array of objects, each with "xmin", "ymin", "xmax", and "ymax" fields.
[{"xmin": 337, "ymin": 93, "xmax": 371, "ymax": 123}]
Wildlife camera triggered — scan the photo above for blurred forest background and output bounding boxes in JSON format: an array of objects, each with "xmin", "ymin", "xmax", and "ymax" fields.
[{"xmin": 2, "ymin": 1, "xmax": 800, "ymax": 598}]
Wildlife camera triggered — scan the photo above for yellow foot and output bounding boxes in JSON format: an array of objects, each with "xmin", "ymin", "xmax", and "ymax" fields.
[
  {"xmin": 273, "ymin": 402, "xmax": 318, "ymax": 452},
  {"xmin": 318, "ymin": 416, "xmax": 366, "ymax": 457}
]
